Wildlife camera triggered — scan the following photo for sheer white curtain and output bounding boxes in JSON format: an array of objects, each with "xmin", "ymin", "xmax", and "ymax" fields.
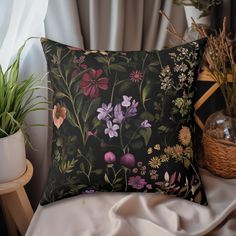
[
  {"xmin": 0, "ymin": 0, "xmax": 186, "ymax": 208},
  {"xmin": 0, "ymin": 0, "xmax": 49, "ymax": 208}
]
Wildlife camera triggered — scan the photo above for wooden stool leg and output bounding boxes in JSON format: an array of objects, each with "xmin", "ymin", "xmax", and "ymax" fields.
[
  {"xmin": 0, "ymin": 200, "xmax": 18, "ymax": 236},
  {"xmin": 1, "ymin": 187, "xmax": 33, "ymax": 235}
]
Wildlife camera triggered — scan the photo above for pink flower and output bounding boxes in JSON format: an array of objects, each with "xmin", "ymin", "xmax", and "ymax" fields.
[
  {"xmin": 104, "ymin": 152, "xmax": 116, "ymax": 164},
  {"xmin": 128, "ymin": 176, "xmax": 147, "ymax": 189},
  {"xmin": 87, "ymin": 130, "xmax": 97, "ymax": 138},
  {"xmin": 72, "ymin": 69, "xmax": 79, "ymax": 78},
  {"xmin": 52, "ymin": 104, "xmax": 67, "ymax": 129},
  {"xmin": 132, "ymin": 168, "xmax": 138, "ymax": 174},
  {"xmin": 146, "ymin": 184, "xmax": 152, "ymax": 190},
  {"xmin": 73, "ymin": 55, "xmax": 85, "ymax": 64},
  {"xmin": 80, "ymin": 69, "xmax": 109, "ymax": 98},
  {"xmin": 129, "ymin": 70, "xmax": 144, "ymax": 83},
  {"xmin": 120, "ymin": 153, "xmax": 135, "ymax": 168},
  {"xmin": 81, "ymin": 64, "xmax": 87, "ymax": 69}
]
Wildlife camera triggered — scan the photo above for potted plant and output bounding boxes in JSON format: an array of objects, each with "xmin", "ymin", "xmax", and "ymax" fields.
[
  {"xmin": 173, "ymin": 0, "xmax": 222, "ymax": 28},
  {"xmin": 192, "ymin": 18, "xmax": 236, "ymax": 178},
  {"xmin": 0, "ymin": 40, "xmax": 47, "ymax": 183}
]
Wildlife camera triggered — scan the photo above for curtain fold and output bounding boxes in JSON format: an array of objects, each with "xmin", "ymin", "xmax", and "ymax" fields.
[{"xmin": 76, "ymin": 0, "xmax": 179, "ymax": 50}]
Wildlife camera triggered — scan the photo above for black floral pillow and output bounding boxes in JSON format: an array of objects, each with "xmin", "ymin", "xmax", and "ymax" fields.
[{"xmin": 41, "ymin": 38, "xmax": 207, "ymax": 205}]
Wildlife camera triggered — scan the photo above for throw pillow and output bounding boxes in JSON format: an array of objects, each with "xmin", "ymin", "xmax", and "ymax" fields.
[{"xmin": 41, "ymin": 38, "xmax": 207, "ymax": 205}]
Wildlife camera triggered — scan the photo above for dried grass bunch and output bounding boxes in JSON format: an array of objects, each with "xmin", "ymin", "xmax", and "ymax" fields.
[
  {"xmin": 161, "ymin": 11, "xmax": 236, "ymax": 117},
  {"xmin": 192, "ymin": 18, "xmax": 236, "ymax": 117}
]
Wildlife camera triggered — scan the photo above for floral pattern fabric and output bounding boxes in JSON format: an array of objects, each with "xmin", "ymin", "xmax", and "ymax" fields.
[{"xmin": 41, "ymin": 38, "xmax": 207, "ymax": 205}]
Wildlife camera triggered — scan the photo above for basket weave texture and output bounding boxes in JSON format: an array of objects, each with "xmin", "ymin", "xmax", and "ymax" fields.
[{"xmin": 203, "ymin": 134, "xmax": 236, "ymax": 178}]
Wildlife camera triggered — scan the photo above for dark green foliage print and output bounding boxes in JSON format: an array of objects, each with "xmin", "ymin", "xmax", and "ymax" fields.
[{"xmin": 41, "ymin": 38, "xmax": 207, "ymax": 205}]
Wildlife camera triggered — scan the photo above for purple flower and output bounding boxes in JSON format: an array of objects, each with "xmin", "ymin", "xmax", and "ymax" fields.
[
  {"xmin": 146, "ymin": 184, "xmax": 152, "ymax": 190},
  {"xmin": 113, "ymin": 104, "xmax": 124, "ymax": 124},
  {"xmin": 126, "ymin": 100, "xmax": 138, "ymax": 118},
  {"xmin": 128, "ymin": 176, "xmax": 147, "ymax": 189},
  {"xmin": 105, "ymin": 121, "xmax": 119, "ymax": 138},
  {"xmin": 121, "ymin": 95, "xmax": 132, "ymax": 107},
  {"xmin": 141, "ymin": 120, "xmax": 151, "ymax": 128},
  {"xmin": 97, "ymin": 103, "xmax": 113, "ymax": 120},
  {"xmin": 120, "ymin": 153, "xmax": 135, "ymax": 168},
  {"xmin": 104, "ymin": 151, "xmax": 116, "ymax": 163},
  {"xmin": 82, "ymin": 189, "xmax": 96, "ymax": 194}
]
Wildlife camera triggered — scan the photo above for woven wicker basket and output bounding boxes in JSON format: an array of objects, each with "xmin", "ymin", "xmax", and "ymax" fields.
[{"xmin": 202, "ymin": 134, "xmax": 236, "ymax": 178}]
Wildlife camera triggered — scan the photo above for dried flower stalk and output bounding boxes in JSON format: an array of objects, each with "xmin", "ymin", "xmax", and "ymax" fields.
[
  {"xmin": 192, "ymin": 18, "xmax": 236, "ymax": 117},
  {"xmin": 161, "ymin": 11, "xmax": 236, "ymax": 117}
]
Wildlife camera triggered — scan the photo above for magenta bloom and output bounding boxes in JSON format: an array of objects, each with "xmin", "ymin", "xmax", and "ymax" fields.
[
  {"xmin": 104, "ymin": 151, "xmax": 116, "ymax": 163},
  {"xmin": 80, "ymin": 69, "xmax": 109, "ymax": 98},
  {"xmin": 128, "ymin": 176, "xmax": 147, "ymax": 189},
  {"xmin": 120, "ymin": 153, "xmax": 135, "ymax": 168},
  {"xmin": 129, "ymin": 70, "xmax": 144, "ymax": 83}
]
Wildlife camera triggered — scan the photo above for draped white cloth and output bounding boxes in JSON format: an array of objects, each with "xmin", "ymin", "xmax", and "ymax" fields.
[{"xmin": 26, "ymin": 169, "xmax": 236, "ymax": 236}]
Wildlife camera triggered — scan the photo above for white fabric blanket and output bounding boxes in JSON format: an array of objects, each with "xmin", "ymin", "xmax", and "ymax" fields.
[{"xmin": 26, "ymin": 169, "xmax": 236, "ymax": 236}]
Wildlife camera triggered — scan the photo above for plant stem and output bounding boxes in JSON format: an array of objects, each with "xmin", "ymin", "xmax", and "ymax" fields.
[
  {"xmin": 58, "ymin": 67, "xmax": 86, "ymax": 145},
  {"xmin": 110, "ymin": 73, "xmax": 117, "ymax": 104}
]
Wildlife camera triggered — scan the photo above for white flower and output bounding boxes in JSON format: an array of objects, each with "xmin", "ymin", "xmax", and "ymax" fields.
[
  {"xmin": 105, "ymin": 121, "xmax": 119, "ymax": 138},
  {"xmin": 121, "ymin": 95, "xmax": 132, "ymax": 107}
]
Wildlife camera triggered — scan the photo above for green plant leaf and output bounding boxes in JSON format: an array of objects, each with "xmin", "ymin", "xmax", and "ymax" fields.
[
  {"xmin": 80, "ymin": 163, "xmax": 85, "ymax": 172},
  {"xmin": 95, "ymin": 57, "xmax": 108, "ymax": 64},
  {"xmin": 92, "ymin": 117, "xmax": 102, "ymax": 130},
  {"xmin": 140, "ymin": 111, "xmax": 154, "ymax": 121},
  {"xmin": 116, "ymin": 80, "xmax": 131, "ymax": 94},
  {"xmin": 82, "ymin": 98, "xmax": 101, "ymax": 122},
  {"xmin": 104, "ymin": 173, "xmax": 111, "ymax": 184},
  {"xmin": 158, "ymin": 125, "xmax": 169, "ymax": 133},
  {"xmin": 142, "ymin": 84, "xmax": 152, "ymax": 102},
  {"xmin": 139, "ymin": 128, "xmax": 152, "ymax": 146},
  {"xmin": 131, "ymin": 139, "xmax": 143, "ymax": 150},
  {"xmin": 109, "ymin": 64, "xmax": 126, "ymax": 72},
  {"xmin": 92, "ymin": 169, "xmax": 103, "ymax": 175}
]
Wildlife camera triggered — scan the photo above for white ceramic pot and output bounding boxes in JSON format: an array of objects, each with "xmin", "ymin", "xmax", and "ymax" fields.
[
  {"xmin": 0, "ymin": 130, "xmax": 26, "ymax": 183},
  {"xmin": 184, "ymin": 6, "xmax": 210, "ymax": 28}
]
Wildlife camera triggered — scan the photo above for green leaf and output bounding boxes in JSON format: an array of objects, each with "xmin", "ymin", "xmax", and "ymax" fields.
[
  {"xmin": 92, "ymin": 117, "xmax": 102, "ymax": 130},
  {"xmin": 114, "ymin": 177, "xmax": 123, "ymax": 184},
  {"xmin": 131, "ymin": 139, "xmax": 143, "ymax": 150},
  {"xmin": 104, "ymin": 173, "xmax": 111, "ymax": 184},
  {"xmin": 109, "ymin": 64, "xmax": 126, "ymax": 72},
  {"xmin": 140, "ymin": 111, "xmax": 154, "ymax": 122},
  {"xmin": 80, "ymin": 162, "xmax": 85, "ymax": 172},
  {"xmin": 142, "ymin": 84, "xmax": 152, "ymax": 102},
  {"xmin": 158, "ymin": 125, "xmax": 169, "ymax": 133},
  {"xmin": 95, "ymin": 57, "xmax": 108, "ymax": 64},
  {"xmin": 92, "ymin": 169, "xmax": 103, "ymax": 175},
  {"xmin": 55, "ymin": 91, "xmax": 68, "ymax": 99},
  {"xmin": 148, "ymin": 61, "xmax": 159, "ymax": 72},
  {"xmin": 82, "ymin": 98, "xmax": 101, "ymax": 122},
  {"xmin": 116, "ymin": 80, "xmax": 131, "ymax": 94},
  {"xmin": 139, "ymin": 128, "xmax": 152, "ymax": 146},
  {"xmin": 113, "ymin": 184, "xmax": 122, "ymax": 190}
]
